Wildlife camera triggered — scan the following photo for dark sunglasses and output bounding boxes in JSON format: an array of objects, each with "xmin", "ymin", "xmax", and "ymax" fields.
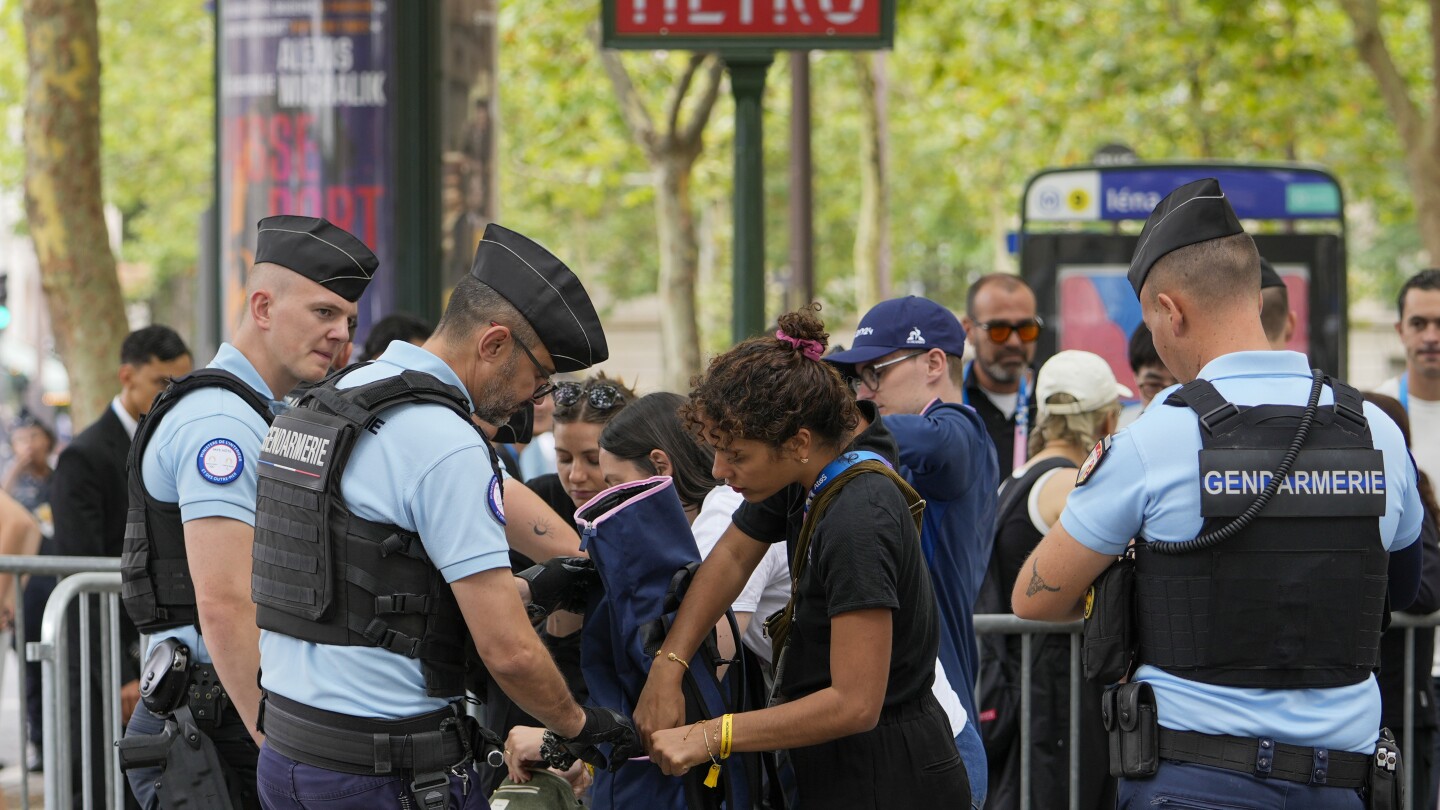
[
  {"xmin": 553, "ymin": 381, "xmax": 625, "ymax": 411},
  {"xmin": 975, "ymin": 317, "xmax": 1044, "ymax": 344}
]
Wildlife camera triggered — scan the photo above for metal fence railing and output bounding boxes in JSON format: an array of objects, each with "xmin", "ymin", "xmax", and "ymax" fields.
[
  {"xmin": 3, "ymin": 562, "xmax": 1438, "ymax": 809},
  {"xmin": 1, "ymin": 555, "xmax": 123, "ymax": 810},
  {"xmin": 974, "ymin": 611, "xmax": 1440, "ymax": 810}
]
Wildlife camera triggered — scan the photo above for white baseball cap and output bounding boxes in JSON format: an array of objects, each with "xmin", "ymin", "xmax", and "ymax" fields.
[{"xmin": 1036, "ymin": 350, "xmax": 1134, "ymax": 416}]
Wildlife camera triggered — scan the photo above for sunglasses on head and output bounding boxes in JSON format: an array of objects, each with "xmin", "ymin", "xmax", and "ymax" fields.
[
  {"xmin": 553, "ymin": 382, "xmax": 625, "ymax": 411},
  {"xmin": 975, "ymin": 317, "xmax": 1044, "ymax": 344}
]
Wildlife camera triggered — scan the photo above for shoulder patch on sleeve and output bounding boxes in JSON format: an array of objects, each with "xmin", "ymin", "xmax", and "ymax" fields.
[
  {"xmin": 197, "ymin": 438, "xmax": 245, "ymax": 484},
  {"xmin": 487, "ymin": 475, "xmax": 506, "ymax": 526},
  {"xmin": 1075, "ymin": 436, "xmax": 1111, "ymax": 487}
]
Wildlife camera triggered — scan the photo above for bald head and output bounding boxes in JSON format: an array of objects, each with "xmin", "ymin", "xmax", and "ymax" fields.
[{"xmin": 1144, "ymin": 233, "xmax": 1261, "ymax": 311}]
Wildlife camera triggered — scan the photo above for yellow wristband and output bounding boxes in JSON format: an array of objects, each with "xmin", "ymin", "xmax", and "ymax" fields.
[
  {"xmin": 656, "ymin": 650, "xmax": 690, "ymax": 670},
  {"xmin": 720, "ymin": 713, "xmax": 733, "ymax": 760}
]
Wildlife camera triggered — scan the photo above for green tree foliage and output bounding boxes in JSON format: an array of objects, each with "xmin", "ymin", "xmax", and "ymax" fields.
[
  {"xmin": 0, "ymin": 0, "xmax": 1427, "ymax": 356},
  {"xmin": 0, "ymin": 0, "xmax": 211, "ymax": 292}
]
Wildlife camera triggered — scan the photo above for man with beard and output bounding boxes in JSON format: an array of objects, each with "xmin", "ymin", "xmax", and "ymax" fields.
[
  {"xmin": 962, "ymin": 275, "xmax": 1043, "ymax": 476},
  {"xmin": 249, "ymin": 224, "xmax": 639, "ymax": 809}
]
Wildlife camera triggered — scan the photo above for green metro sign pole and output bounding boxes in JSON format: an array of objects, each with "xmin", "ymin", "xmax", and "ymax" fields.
[{"xmin": 601, "ymin": 0, "xmax": 895, "ymax": 343}]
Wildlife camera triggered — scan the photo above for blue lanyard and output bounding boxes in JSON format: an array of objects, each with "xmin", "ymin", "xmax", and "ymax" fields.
[
  {"xmin": 1400, "ymin": 372, "xmax": 1410, "ymax": 412},
  {"xmin": 962, "ymin": 361, "xmax": 1031, "ymax": 467},
  {"xmin": 805, "ymin": 451, "xmax": 891, "ymax": 515}
]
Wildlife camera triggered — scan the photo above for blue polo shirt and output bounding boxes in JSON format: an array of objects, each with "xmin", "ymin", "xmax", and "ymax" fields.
[
  {"xmin": 140, "ymin": 343, "xmax": 278, "ymax": 663},
  {"xmin": 884, "ymin": 398, "xmax": 999, "ymax": 721},
  {"xmin": 1061, "ymin": 350, "xmax": 1423, "ymax": 752},
  {"xmin": 259, "ymin": 340, "xmax": 511, "ymax": 719}
]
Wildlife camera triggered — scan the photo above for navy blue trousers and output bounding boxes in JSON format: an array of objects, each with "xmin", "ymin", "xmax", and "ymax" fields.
[
  {"xmin": 257, "ymin": 745, "xmax": 488, "ymax": 809},
  {"xmin": 1118, "ymin": 761, "xmax": 1364, "ymax": 809}
]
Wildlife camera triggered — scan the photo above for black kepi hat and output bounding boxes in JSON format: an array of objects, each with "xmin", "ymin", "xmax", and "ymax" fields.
[
  {"xmin": 468, "ymin": 224, "xmax": 608, "ymax": 373},
  {"xmin": 1259, "ymin": 257, "xmax": 1285, "ymax": 290},
  {"xmin": 1127, "ymin": 178, "xmax": 1245, "ymax": 297},
  {"xmin": 254, "ymin": 215, "xmax": 377, "ymax": 302}
]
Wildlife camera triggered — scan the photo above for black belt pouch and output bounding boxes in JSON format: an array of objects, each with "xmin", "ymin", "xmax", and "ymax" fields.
[
  {"xmin": 1102, "ymin": 681, "xmax": 1158, "ymax": 779},
  {"xmin": 139, "ymin": 638, "xmax": 191, "ymax": 717}
]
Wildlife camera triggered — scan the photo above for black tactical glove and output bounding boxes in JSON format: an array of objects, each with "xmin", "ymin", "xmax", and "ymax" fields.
[
  {"xmin": 554, "ymin": 705, "xmax": 644, "ymax": 772},
  {"xmin": 518, "ymin": 556, "xmax": 599, "ymax": 620}
]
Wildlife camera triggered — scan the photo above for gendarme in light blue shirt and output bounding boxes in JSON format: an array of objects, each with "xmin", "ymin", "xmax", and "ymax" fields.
[
  {"xmin": 259, "ymin": 340, "xmax": 511, "ymax": 719},
  {"xmin": 141, "ymin": 343, "xmax": 278, "ymax": 664},
  {"xmin": 1061, "ymin": 350, "xmax": 1424, "ymax": 753}
]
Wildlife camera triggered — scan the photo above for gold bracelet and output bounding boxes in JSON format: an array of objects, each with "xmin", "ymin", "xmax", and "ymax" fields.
[
  {"xmin": 701, "ymin": 720, "xmax": 721, "ymax": 788},
  {"xmin": 655, "ymin": 650, "xmax": 690, "ymax": 670}
]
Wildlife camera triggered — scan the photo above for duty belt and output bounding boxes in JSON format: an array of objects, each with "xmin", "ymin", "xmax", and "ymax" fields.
[
  {"xmin": 1158, "ymin": 728, "xmax": 1369, "ymax": 789},
  {"xmin": 258, "ymin": 691, "xmax": 474, "ymax": 777}
]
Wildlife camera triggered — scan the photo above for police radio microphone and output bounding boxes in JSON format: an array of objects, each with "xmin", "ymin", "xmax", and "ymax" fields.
[{"xmin": 487, "ymin": 749, "xmax": 505, "ymax": 768}]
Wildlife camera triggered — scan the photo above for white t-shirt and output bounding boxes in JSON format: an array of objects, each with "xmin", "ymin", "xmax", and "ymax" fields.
[
  {"xmin": 1376, "ymin": 375, "xmax": 1440, "ymax": 483},
  {"xmin": 692, "ymin": 486, "xmax": 791, "ymax": 663},
  {"xmin": 981, "ymin": 388, "xmax": 1020, "ymax": 419}
]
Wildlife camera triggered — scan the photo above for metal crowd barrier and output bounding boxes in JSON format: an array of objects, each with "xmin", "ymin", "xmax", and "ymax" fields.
[
  {"xmin": 974, "ymin": 611, "xmax": 1440, "ymax": 810},
  {"xmin": 1, "ymin": 555, "xmax": 123, "ymax": 810}
]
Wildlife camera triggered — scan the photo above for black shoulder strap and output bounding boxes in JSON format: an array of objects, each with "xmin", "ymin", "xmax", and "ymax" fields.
[
  {"xmin": 131, "ymin": 368, "xmax": 274, "ymax": 469},
  {"xmin": 1164, "ymin": 378, "xmax": 1241, "ymax": 434},
  {"xmin": 995, "ymin": 456, "xmax": 1078, "ymax": 526},
  {"xmin": 304, "ymin": 369, "xmax": 474, "ymax": 430},
  {"xmin": 1327, "ymin": 375, "xmax": 1369, "ymax": 432}
]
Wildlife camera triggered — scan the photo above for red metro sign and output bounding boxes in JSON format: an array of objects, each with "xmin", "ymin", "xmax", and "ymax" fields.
[{"xmin": 602, "ymin": 0, "xmax": 894, "ymax": 51}]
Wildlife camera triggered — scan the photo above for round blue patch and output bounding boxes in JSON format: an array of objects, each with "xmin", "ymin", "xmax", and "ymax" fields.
[
  {"xmin": 487, "ymin": 476, "xmax": 506, "ymax": 526},
  {"xmin": 197, "ymin": 438, "xmax": 244, "ymax": 485}
]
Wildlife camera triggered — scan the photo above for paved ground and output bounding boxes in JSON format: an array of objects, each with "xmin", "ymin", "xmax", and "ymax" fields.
[{"xmin": 1, "ymin": 638, "xmax": 45, "ymax": 809}]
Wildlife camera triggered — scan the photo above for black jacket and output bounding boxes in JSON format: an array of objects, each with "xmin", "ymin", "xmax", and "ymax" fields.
[{"xmin": 52, "ymin": 406, "xmax": 131, "ymax": 559}]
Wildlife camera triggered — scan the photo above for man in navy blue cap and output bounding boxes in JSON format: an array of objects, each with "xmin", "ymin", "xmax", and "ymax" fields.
[{"xmin": 827, "ymin": 295, "xmax": 999, "ymax": 809}]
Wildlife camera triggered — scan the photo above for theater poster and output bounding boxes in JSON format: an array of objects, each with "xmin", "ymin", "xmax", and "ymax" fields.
[{"xmin": 219, "ymin": 0, "xmax": 395, "ymax": 334}]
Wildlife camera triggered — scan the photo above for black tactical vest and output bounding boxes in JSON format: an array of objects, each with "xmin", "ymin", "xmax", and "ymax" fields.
[
  {"xmin": 123, "ymin": 370, "xmax": 274, "ymax": 634},
  {"xmin": 1135, "ymin": 376, "xmax": 1389, "ymax": 689},
  {"xmin": 251, "ymin": 369, "xmax": 487, "ymax": 698}
]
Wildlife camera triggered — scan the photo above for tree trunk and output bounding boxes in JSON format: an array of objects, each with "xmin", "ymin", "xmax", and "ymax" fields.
[
  {"xmin": 852, "ymin": 52, "xmax": 886, "ymax": 313},
  {"xmin": 21, "ymin": 0, "xmax": 128, "ymax": 429},
  {"xmin": 655, "ymin": 156, "xmax": 703, "ymax": 392},
  {"xmin": 1409, "ymin": 147, "xmax": 1440, "ymax": 262},
  {"xmin": 1340, "ymin": 0, "xmax": 1440, "ymax": 262}
]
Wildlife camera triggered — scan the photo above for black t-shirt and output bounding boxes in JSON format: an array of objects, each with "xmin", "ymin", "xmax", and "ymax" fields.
[
  {"xmin": 730, "ymin": 402, "xmax": 936, "ymax": 707},
  {"xmin": 731, "ymin": 400, "xmax": 898, "ymax": 546},
  {"xmin": 963, "ymin": 370, "xmax": 1038, "ymax": 479},
  {"xmin": 780, "ymin": 472, "xmax": 939, "ymax": 706}
]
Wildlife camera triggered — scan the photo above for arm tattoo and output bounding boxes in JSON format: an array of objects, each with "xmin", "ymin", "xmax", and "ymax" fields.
[
  {"xmin": 531, "ymin": 519, "xmax": 551, "ymax": 537},
  {"xmin": 1026, "ymin": 558, "xmax": 1061, "ymax": 597}
]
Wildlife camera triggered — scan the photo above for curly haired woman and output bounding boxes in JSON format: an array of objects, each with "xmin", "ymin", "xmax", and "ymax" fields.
[{"xmin": 634, "ymin": 305, "xmax": 970, "ymax": 808}]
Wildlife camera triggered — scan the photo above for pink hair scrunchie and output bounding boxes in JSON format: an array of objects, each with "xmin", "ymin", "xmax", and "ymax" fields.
[{"xmin": 775, "ymin": 329, "xmax": 824, "ymax": 361}]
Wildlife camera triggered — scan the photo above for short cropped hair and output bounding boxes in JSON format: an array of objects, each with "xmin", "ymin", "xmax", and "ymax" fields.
[
  {"xmin": 966, "ymin": 273, "xmax": 1031, "ymax": 318},
  {"xmin": 1145, "ymin": 233, "xmax": 1261, "ymax": 308},
  {"xmin": 1127, "ymin": 324, "xmax": 1162, "ymax": 373},
  {"xmin": 120, "ymin": 325, "xmax": 189, "ymax": 367},
  {"xmin": 1260, "ymin": 286, "xmax": 1291, "ymax": 343},
  {"xmin": 361, "ymin": 313, "xmax": 432, "ymax": 362},
  {"xmin": 1397, "ymin": 269, "xmax": 1440, "ymax": 319},
  {"xmin": 434, "ymin": 275, "xmax": 539, "ymax": 348}
]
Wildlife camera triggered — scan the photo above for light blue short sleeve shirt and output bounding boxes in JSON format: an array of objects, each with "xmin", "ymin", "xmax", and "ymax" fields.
[
  {"xmin": 1060, "ymin": 351, "xmax": 1424, "ymax": 753},
  {"xmin": 260, "ymin": 340, "xmax": 512, "ymax": 719},
  {"xmin": 141, "ymin": 343, "xmax": 278, "ymax": 663}
]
